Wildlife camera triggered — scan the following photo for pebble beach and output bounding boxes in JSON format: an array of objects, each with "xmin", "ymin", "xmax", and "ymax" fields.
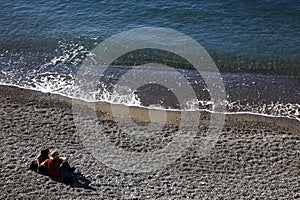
[{"xmin": 0, "ymin": 85, "xmax": 299, "ymax": 199}]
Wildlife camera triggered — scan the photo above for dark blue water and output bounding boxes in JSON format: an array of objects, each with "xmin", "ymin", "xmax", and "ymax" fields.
[
  {"xmin": 1, "ymin": 0, "xmax": 299, "ymax": 71},
  {"xmin": 0, "ymin": 0, "xmax": 299, "ymax": 118}
]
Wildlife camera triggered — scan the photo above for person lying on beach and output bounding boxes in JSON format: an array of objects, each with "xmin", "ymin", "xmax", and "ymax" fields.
[
  {"xmin": 36, "ymin": 148, "xmax": 49, "ymax": 175},
  {"xmin": 40, "ymin": 150, "xmax": 75, "ymax": 183}
]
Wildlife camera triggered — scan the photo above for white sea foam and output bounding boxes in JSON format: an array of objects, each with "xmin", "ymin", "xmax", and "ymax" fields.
[
  {"xmin": 0, "ymin": 42, "xmax": 298, "ymax": 121},
  {"xmin": 2, "ymin": 76, "xmax": 299, "ymax": 123}
]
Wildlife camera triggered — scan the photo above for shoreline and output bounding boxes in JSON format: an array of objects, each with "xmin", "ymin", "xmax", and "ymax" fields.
[
  {"xmin": 1, "ymin": 69, "xmax": 299, "ymax": 119},
  {"xmin": 1, "ymin": 84, "xmax": 299, "ymax": 199},
  {"xmin": 5, "ymin": 84, "xmax": 299, "ymax": 129}
]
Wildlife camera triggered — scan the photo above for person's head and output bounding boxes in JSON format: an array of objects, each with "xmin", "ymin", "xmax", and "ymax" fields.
[
  {"xmin": 50, "ymin": 150, "xmax": 59, "ymax": 159},
  {"xmin": 41, "ymin": 148, "xmax": 49, "ymax": 157}
]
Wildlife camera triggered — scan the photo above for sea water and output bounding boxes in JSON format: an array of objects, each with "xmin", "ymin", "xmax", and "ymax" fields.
[{"xmin": 0, "ymin": 0, "xmax": 299, "ymax": 119}]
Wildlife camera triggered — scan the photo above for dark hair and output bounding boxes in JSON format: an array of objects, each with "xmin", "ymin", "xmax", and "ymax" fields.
[{"xmin": 41, "ymin": 148, "xmax": 49, "ymax": 157}]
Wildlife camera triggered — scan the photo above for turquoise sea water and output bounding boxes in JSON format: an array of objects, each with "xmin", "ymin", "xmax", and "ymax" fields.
[{"xmin": 0, "ymin": 0, "xmax": 299, "ymax": 118}]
